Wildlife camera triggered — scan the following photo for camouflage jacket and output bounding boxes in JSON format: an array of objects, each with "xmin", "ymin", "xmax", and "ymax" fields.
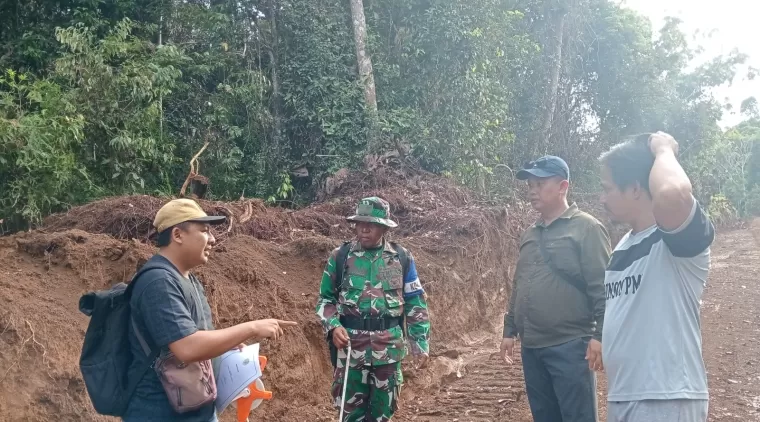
[{"xmin": 315, "ymin": 240, "xmax": 430, "ymax": 367}]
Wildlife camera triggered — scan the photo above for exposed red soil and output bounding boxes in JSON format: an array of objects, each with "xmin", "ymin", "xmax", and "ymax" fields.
[
  {"xmin": 0, "ymin": 170, "xmax": 752, "ymax": 422},
  {"xmin": 0, "ymin": 172, "xmax": 532, "ymax": 421}
]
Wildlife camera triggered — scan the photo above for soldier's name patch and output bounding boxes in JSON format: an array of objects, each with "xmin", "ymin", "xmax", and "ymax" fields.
[{"xmin": 377, "ymin": 267, "xmax": 403, "ymax": 282}]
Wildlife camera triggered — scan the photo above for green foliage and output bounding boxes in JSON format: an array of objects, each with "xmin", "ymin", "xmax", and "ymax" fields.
[
  {"xmin": 0, "ymin": 70, "xmax": 87, "ymax": 224},
  {"xmin": 266, "ymin": 172, "xmax": 295, "ymax": 204},
  {"xmin": 0, "ymin": 0, "xmax": 756, "ymax": 225},
  {"xmin": 54, "ymin": 19, "xmax": 182, "ymax": 193},
  {"xmin": 366, "ymin": 1, "xmax": 534, "ymax": 188},
  {"xmin": 278, "ymin": 0, "xmax": 369, "ymax": 173},
  {"xmin": 741, "ymin": 97, "xmax": 759, "ymax": 119},
  {"xmin": 692, "ymin": 120, "xmax": 759, "ymax": 217},
  {"xmin": 706, "ymin": 194, "xmax": 738, "ymax": 225}
]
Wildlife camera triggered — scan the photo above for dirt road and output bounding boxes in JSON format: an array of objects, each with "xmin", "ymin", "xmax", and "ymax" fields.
[{"xmin": 397, "ymin": 224, "xmax": 760, "ymax": 422}]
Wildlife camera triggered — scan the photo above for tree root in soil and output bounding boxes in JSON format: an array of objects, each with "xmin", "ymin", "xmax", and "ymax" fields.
[{"xmin": 0, "ymin": 318, "xmax": 48, "ymax": 384}]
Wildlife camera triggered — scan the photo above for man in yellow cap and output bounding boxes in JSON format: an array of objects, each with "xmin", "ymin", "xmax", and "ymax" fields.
[{"xmin": 123, "ymin": 199, "xmax": 297, "ymax": 422}]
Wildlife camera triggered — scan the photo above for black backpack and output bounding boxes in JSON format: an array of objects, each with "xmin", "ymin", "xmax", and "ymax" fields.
[
  {"xmin": 327, "ymin": 241, "xmax": 410, "ymax": 367},
  {"xmin": 78, "ymin": 261, "xmax": 172, "ymax": 416}
]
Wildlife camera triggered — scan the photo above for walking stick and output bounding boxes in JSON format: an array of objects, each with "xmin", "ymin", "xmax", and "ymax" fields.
[{"xmin": 338, "ymin": 342, "xmax": 352, "ymax": 422}]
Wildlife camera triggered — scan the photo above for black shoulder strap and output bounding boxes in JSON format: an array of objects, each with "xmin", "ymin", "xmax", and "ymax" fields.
[
  {"xmin": 390, "ymin": 242, "xmax": 410, "ymax": 279},
  {"xmin": 327, "ymin": 241, "xmax": 352, "ymax": 368},
  {"xmin": 125, "ymin": 262, "xmax": 168, "ymax": 296},
  {"xmin": 129, "ymin": 261, "xmax": 200, "ymax": 355},
  {"xmin": 123, "ymin": 263, "xmax": 169, "ymax": 412},
  {"xmin": 128, "ymin": 263, "xmax": 178, "ymax": 355},
  {"xmin": 334, "ymin": 241, "xmax": 353, "ymax": 293},
  {"xmin": 390, "ymin": 242, "xmax": 411, "ymax": 336},
  {"xmin": 537, "ymin": 228, "xmax": 586, "ymax": 295},
  {"xmin": 124, "ymin": 340, "xmax": 160, "ymax": 411}
]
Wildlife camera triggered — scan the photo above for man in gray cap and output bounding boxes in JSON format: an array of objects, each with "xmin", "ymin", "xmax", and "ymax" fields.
[{"xmin": 500, "ymin": 156, "xmax": 611, "ymax": 422}]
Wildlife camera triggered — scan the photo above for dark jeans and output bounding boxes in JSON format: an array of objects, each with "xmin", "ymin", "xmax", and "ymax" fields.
[{"xmin": 521, "ymin": 337, "xmax": 598, "ymax": 422}]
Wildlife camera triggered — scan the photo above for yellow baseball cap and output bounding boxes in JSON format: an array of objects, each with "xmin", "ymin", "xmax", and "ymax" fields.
[{"xmin": 153, "ymin": 199, "xmax": 226, "ymax": 233}]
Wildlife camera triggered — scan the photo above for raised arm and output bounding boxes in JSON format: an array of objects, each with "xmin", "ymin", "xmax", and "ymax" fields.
[{"xmin": 648, "ymin": 132, "xmax": 694, "ymax": 231}]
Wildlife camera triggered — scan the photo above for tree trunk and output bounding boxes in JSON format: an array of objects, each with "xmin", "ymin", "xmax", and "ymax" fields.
[
  {"xmin": 535, "ymin": 6, "xmax": 568, "ymax": 156},
  {"xmin": 267, "ymin": 0, "xmax": 283, "ymax": 153},
  {"xmin": 349, "ymin": 0, "xmax": 378, "ymax": 118}
]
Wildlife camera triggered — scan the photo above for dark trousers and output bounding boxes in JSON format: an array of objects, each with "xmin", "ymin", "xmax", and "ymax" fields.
[{"xmin": 521, "ymin": 337, "xmax": 598, "ymax": 422}]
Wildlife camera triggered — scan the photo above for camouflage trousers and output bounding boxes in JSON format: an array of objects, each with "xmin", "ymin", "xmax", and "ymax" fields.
[{"xmin": 331, "ymin": 362, "xmax": 403, "ymax": 422}]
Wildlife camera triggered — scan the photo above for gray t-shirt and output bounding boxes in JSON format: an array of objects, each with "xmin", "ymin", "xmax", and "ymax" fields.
[{"xmin": 602, "ymin": 199, "xmax": 715, "ymax": 402}]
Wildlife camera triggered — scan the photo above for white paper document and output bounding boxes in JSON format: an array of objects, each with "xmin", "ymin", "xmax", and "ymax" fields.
[{"xmin": 215, "ymin": 343, "xmax": 263, "ymax": 414}]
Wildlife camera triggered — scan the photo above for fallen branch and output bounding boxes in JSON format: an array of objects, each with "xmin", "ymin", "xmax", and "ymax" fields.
[
  {"xmin": 179, "ymin": 141, "xmax": 210, "ymax": 197},
  {"xmin": 239, "ymin": 201, "xmax": 254, "ymax": 224},
  {"xmin": 215, "ymin": 206, "xmax": 235, "ymax": 234}
]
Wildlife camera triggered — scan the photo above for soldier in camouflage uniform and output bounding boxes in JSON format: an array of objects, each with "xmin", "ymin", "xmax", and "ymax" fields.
[{"xmin": 316, "ymin": 197, "xmax": 431, "ymax": 422}]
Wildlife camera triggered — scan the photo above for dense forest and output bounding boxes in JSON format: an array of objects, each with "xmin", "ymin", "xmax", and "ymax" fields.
[{"xmin": 1, "ymin": 0, "xmax": 758, "ymax": 228}]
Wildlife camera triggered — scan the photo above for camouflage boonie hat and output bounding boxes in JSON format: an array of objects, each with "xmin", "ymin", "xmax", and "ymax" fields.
[{"xmin": 346, "ymin": 197, "xmax": 398, "ymax": 228}]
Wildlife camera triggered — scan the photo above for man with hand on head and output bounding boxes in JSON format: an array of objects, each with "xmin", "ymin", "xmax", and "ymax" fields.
[{"xmin": 599, "ymin": 132, "xmax": 714, "ymax": 422}]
